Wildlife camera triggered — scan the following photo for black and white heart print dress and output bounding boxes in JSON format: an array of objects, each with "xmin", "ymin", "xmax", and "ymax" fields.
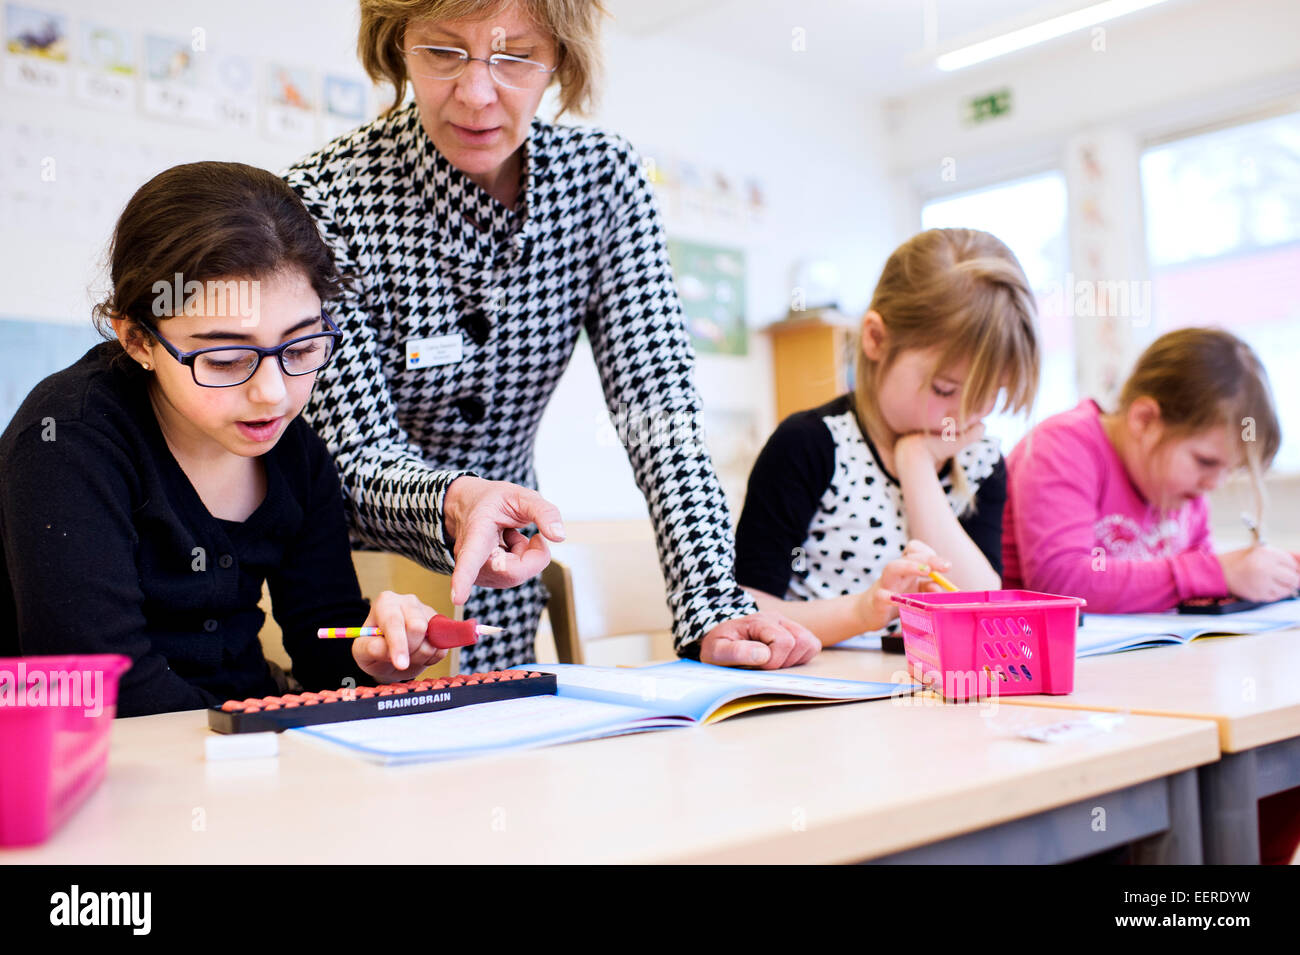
[{"xmin": 734, "ymin": 394, "xmax": 1006, "ymax": 640}]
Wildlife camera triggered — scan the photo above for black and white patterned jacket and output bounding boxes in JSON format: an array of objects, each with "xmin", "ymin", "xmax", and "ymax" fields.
[{"xmin": 284, "ymin": 103, "xmax": 756, "ymax": 669}]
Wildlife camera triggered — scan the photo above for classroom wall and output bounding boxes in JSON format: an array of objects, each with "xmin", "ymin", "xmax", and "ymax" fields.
[
  {"xmin": 0, "ymin": 0, "xmax": 377, "ymax": 426},
  {"xmin": 884, "ymin": 0, "xmax": 1300, "ymax": 388},
  {"xmin": 880, "ymin": 0, "xmax": 1300, "ymax": 544},
  {"xmin": 6, "ymin": 1, "xmax": 1295, "ymax": 537},
  {"xmin": 540, "ymin": 0, "xmax": 1300, "ymax": 524},
  {"xmin": 884, "ymin": 0, "xmax": 1300, "ymax": 192},
  {"xmin": 0, "ymin": 0, "xmax": 373, "ymax": 323},
  {"xmin": 0, "ymin": 1, "xmax": 893, "ymax": 527},
  {"xmin": 533, "ymin": 23, "xmax": 894, "ymax": 521}
]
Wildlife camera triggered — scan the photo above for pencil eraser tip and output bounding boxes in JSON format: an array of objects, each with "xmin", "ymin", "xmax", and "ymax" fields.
[{"xmin": 425, "ymin": 614, "xmax": 479, "ymax": 649}]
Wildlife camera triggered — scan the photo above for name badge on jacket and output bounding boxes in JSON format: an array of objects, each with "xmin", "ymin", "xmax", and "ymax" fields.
[{"xmin": 406, "ymin": 334, "xmax": 463, "ymax": 369}]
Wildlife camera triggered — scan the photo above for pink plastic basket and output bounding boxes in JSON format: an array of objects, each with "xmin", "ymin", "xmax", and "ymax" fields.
[
  {"xmin": 891, "ymin": 590, "xmax": 1085, "ymax": 700},
  {"xmin": 0, "ymin": 654, "xmax": 131, "ymax": 847}
]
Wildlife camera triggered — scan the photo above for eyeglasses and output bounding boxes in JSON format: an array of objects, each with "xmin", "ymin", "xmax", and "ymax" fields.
[
  {"xmin": 137, "ymin": 313, "xmax": 342, "ymax": 388},
  {"xmin": 400, "ymin": 44, "xmax": 556, "ymax": 90}
]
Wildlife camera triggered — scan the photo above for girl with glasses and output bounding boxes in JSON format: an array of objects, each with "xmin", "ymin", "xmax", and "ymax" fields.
[{"xmin": 0, "ymin": 162, "xmax": 451, "ymax": 716}]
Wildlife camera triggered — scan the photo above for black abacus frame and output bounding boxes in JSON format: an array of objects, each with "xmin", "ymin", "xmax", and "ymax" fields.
[{"xmin": 207, "ymin": 672, "xmax": 558, "ymax": 734}]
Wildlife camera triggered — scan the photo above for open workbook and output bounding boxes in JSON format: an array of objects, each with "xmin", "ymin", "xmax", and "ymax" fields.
[
  {"xmin": 1075, "ymin": 598, "xmax": 1300, "ymax": 657},
  {"xmin": 292, "ymin": 660, "xmax": 912, "ymax": 765}
]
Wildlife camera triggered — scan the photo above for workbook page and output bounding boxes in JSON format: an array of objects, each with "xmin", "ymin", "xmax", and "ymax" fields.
[
  {"xmin": 292, "ymin": 694, "xmax": 684, "ymax": 764},
  {"xmin": 1075, "ymin": 608, "xmax": 1291, "ymax": 657},
  {"xmin": 532, "ymin": 661, "xmax": 908, "ymax": 722}
]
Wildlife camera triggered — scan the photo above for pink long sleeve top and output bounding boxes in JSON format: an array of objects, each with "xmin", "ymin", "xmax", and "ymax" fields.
[{"xmin": 1002, "ymin": 399, "xmax": 1228, "ymax": 612}]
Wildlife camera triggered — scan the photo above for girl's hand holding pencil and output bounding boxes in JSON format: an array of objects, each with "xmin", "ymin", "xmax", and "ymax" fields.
[
  {"xmin": 319, "ymin": 593, "xmax": 507, "ymax": 683},
  {"xmin": 857, "ymin": 540, "xmax": 956, "ymax": 632},
  {"xmin": 1217, "ymin": 546, "xmax": 1300, "ymax": 604},
  {"xmin": 341, "ymin": 591, "xmax": 451, "ymax": 683},
  {"xmin": 902, "ymin": 539, "xmax": 958, "ymax": 594},
  {"xmin": 1215, "ymin": 513, "xmax": 1300, "ymax": 603}
]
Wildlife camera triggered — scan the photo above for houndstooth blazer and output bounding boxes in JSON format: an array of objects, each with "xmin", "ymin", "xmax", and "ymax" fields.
[{"xmin": 284, "ymin": 102, "xmax": 757, "ymax": 670}]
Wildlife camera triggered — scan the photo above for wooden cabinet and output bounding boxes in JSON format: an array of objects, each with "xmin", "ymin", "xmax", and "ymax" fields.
[{"xmin": 764, "ymin": 309, "xmax": 858, "ymax": 422}]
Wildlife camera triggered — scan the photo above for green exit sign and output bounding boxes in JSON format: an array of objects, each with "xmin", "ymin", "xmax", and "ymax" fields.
[{"xmin": 966, "ymin": 88, "xmax": 1013, "ymax": 124}]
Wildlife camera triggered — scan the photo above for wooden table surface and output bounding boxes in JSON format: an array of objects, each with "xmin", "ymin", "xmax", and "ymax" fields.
[
  {"xmin": 803, "ymin": 629, "xmax": 1300, "ymax": 753},
  {"xmin": 1, "ymin": 674, "xmax": 1218, "ymax": 864}
]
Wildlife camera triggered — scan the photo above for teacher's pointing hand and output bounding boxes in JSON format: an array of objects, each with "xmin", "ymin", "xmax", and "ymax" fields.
[{"xmin": 443, "ymin": 475, "xmax": 567, "ymax": 606}]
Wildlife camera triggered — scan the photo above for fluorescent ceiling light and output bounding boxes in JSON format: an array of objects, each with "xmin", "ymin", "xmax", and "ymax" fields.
[{"xmin": 936, "ymin": 0, "xmax": 1175, "ymax": 71}]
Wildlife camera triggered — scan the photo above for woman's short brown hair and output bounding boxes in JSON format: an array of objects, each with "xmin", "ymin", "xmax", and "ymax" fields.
[{"xmin": 359, "ymin": 0, "xmax": 606, "ymax": 117}]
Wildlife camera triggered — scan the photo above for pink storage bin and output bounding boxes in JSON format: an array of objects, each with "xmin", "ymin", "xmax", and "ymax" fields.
[
  {"xmin": 0, "ymin": 654, "xmax": 131, "ymax": 847},
  {"xmin": 890, "ymin": 590, "xmax": 1085, "ymax": 700}
]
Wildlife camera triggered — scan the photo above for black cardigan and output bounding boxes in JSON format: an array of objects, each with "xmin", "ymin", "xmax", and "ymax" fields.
[{"xmin": 0, "ymin": 342, "xmax": 374, "ymax": 717}]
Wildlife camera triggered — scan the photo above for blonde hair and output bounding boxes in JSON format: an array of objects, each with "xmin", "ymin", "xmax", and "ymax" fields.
[
  {"xmin": 359, "ymin": 0, "xmax": 606, "ymax": 117},
  {"xmin": 855, "ymin": 228, "xmax": 1040, "ymax": 509},
  {"xmin": 1117, "ymin": 327, "xmax": 1280, "ymax": 525}
]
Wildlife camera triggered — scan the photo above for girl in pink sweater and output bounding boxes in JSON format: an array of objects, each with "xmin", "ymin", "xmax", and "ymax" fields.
[{"xmin": 1003, "ymin": 327, "xmax": 1296, "ymax": 612}]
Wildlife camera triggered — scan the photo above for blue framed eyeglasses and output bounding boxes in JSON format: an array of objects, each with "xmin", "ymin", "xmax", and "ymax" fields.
[{"xmin": 136, "ymin": 312, "xmax": 342, "ymax": 388}]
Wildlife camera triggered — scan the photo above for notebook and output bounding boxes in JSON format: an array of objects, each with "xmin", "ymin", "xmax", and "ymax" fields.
[
  {"xmin": 292, "ymin": 660, "xmax": 914, "ymax": 765},
  {"xmin": 1074, "ymin": 598, "xmax": 1300, "ymax": 657}
]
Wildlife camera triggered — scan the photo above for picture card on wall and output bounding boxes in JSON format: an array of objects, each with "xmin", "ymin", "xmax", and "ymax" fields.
[
  {"xmin": 264, "ymin": 63, "xmax": 316, "ymax": 143},
  {"xmin": 142, "ymin": 33, "xmax": 214, "ymax": 124},
  {"xmin": 4, "ymin": 3, "xmax": 70, "ymax": 97},
  {"xmin": 213, "ymin": 53, "xmax": 256, "ymax": 131},
  {"xmin": 73, "ymin": 21, "xmax": 135, "ymax": 112}
]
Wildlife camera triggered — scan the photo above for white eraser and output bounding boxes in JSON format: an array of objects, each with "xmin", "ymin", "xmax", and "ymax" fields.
[{"xmin": 205, "ymin": 731, "xmax": 279, "ymax": 761}]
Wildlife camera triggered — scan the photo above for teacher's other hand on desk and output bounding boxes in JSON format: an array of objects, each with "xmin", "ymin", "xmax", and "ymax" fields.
[
  {"xmin": 444, "ymin": 475, "xmax": 567, "ymax": 606},
  {"xmin": 699, "ymin": 612, "xmax": 821, "ymax": 669}
]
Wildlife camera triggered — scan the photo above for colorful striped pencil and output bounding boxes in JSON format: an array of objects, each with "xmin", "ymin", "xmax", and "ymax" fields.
[
  {"xmin": 317, "ymin": 628, "xmax": 382, "ymax": 641},
  {"xmin": 316, "ymin": 624, "xmax": 504, "ymax": 639}
]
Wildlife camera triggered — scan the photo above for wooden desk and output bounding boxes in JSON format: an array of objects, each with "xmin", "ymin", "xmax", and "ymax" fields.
[
  {"xmin": 810, "ymin": 630, "xmax": 1300, "ymax": 863},
  {"xmin": 1, "ymin": 686, "xmax": 1216, "ymax": 864}
]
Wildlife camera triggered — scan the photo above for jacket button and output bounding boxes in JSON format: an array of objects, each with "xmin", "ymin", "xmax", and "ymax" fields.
[
  {"xmin": 203, "ymin": 619, "xmax": 218, "ymax": 633},
  {"xmin": 458, "ymin": 310, "xmax": 490, "ymax": 345},
  {"xmin": 455, "ymin": 396, "xmax": 486, "ymax": 424},
  {"xmin": 218, "ymin": 554, "xmax": 234, "ymax": 569}
]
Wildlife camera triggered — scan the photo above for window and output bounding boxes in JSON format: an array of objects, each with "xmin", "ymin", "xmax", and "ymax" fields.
[
  {"xmin": 921, "ymin": 171, "xmax": 1074, "ymax": 452},
  {"xmin": 1141, "ymin": 109, "xmax": 1300, "ymax": 472}
]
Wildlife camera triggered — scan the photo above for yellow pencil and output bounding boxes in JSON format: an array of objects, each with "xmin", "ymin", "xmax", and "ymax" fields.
[{"xmin": 927, "ymin": 568, "xmax": 959, "ymax": 592}]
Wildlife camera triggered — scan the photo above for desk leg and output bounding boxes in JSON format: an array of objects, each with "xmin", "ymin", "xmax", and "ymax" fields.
[
  {"xmin": 1255, "ymin": 736, "xmax": 1300, "ymax": 798},
  {"xmin": 1130, "ymin": 769, "xmax": 1203, "ymax": 864},
  {"xmin": 865, "ymin": 776, "xmax": 1174, "ymax": 864},
  {"xmin": 1199, "ymin": 750, "xmax": 1260, "ymax": 865}
]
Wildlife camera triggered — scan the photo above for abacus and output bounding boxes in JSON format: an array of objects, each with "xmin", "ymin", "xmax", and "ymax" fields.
[{"xmin": 207, "ymin": 670, "xmax": 557, "ymax": 734}]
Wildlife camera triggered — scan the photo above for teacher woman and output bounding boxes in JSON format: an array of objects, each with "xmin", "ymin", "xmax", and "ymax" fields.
[{"xmin": 285, "ymin": 0, "xmax": 817, "ymax": 671}]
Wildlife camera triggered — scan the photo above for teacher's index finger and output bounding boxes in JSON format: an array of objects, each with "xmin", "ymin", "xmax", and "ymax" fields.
[{"xmin": 449, "ymin": 518, "xmax": 502, "ymax": 606}]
